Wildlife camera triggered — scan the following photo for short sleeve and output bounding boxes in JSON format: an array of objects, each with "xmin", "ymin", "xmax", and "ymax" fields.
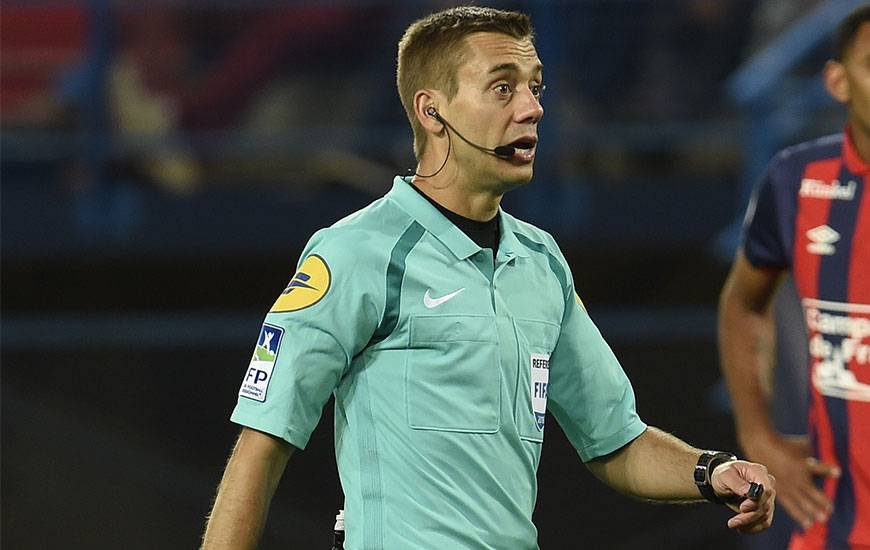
[
  {"xmin": 742, "ymin": 162, "xmax": 789, "ymax": 269},
  {"xmin": 230, "ymin": 229, "xmax": 382, "ymax": 449},
  {"xmin": 545, "ymin": 251, "xmax": 647, "ymax": 462}
]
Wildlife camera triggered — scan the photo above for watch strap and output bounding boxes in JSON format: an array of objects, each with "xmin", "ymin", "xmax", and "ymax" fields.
[{"xmin": 694, "ymin": 451, "xmax": 737, "ymax": 504}]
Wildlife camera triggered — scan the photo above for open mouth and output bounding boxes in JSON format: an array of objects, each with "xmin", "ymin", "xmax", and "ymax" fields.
[
  {"xmin": 506, "ymin": 136, "xmax": 537, "ymax": 162},
  {"xmin": 508, "ymin": 137, "xmax": 537, "ymax": 150}
]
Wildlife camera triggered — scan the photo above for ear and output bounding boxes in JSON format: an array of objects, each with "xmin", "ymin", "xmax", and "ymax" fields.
[
  {"xmin": 824, "ymin": 60, "xmax": 850, "ymax": 104},
  {"xmin": 413, "ymin": 90, "xmax": 444, "ymax": 134}
]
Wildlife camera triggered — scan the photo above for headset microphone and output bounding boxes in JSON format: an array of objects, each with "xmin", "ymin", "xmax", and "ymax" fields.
[
  {"xmin": 426, "ymin": 108, "xmax": 516, "ymax": 158},
  {"xmin": 492, "ymin": 144, "xmax": 517, "ymax": 157},
  {"xmin": 412, "ymin": 107, "xmax": 517, "ymax": 178}
]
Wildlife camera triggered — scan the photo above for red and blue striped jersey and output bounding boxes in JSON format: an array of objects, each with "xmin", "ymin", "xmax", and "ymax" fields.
[{"xmin": 743, "ymin": 129, "xmax": 870, "ymax": 550}]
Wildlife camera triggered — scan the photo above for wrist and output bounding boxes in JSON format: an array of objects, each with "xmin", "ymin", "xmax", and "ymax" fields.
[{"xmin": 694, "ymin": 450, "xmax": 737, "ymax": 504}]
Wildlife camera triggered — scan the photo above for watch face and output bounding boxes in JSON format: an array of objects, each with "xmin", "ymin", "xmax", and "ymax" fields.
[{"xmin": 693, "ymin": 463, "xmax": 709, "ymax": 485}]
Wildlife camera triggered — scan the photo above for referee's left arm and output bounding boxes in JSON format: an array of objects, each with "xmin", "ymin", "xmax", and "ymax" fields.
[{"xmin": 586, "ymin": 427, "xmax": 776, "ymax": 533}]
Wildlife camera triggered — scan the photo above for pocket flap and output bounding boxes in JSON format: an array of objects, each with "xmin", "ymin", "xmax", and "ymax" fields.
[
  {"xmin": 515, "ymin": 318, "xmax": 560, "ymax": 349},
  {"xmin": 410, "ymin": 315, "xmax": 498, "ymax": 343}
]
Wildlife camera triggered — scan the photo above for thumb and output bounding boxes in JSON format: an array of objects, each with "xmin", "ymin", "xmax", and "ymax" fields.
[
  {"xmin": 711, "ymin": 463, "xmax": 746, "ymax": 499},
  {"xmin": 806, "ymin": 457, "xmax": 841, "ymax": 478}
]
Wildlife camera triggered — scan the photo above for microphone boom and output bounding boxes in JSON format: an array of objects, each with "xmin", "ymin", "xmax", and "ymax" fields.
[{"xmin": 433, "ymin": 112, "xmax": 515, "ymax": 158}]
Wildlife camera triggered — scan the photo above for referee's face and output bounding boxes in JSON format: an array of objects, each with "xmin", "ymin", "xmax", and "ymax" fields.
[{"xmin": 446, "ymin": 32, "xmax": 544, "ymax": 192}]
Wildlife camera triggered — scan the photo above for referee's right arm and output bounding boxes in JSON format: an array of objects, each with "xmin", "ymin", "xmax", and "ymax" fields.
[{"xmin": 201, "ymin": 427, "xmax": 295, "ymax": 550}]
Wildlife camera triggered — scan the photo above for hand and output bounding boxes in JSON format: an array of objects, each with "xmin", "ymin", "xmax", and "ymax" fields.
[
  {"xmin": 742, "ymin": 434, "xmax": 838, "ymax": 529},
  {"xmin": 710, "ymin": 459, "xmax": 776, "ymax": 534}
]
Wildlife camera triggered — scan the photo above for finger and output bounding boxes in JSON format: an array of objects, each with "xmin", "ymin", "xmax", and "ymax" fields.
[
  {"xmin": 778, "ymin": 492, "xmax": 817, "ymax": 529},
  {"xmin": 793, "ymin": 488, "xmax": 834, "ymax": 529},
  {"xmin": 799, "ymin": 485, "xmax": 834, "ymax": 523},
  {"xmin": 721, "ymin": 478, "xmax": 758, "ymax": 505},
  {"xmin": 805, "ymin": 457, "xmax": 841, "ymax": 479},
  {"xmin": 740, "ymin": 513, "xmax": 775, "ymax": 535},
  {"xmin": 791, "ymin": 478, "xmax": 833, "ymax": 517},
  {"xmin": 739, "ymin": 497, "xmax": 760, "ymax": 513},
  {"xmin": 736, "ymin": 516, "xmax": 772, "ymax": 535},
  {"xmin": 729, "ymin": 501, "xmax": 775, "ymax": 533},
  {"xmin": 727, "ymin": 508, "xmax": 767, "ymax": 531},
  {"xmin": 758, "ymin": 484, "xmax": 777, "ymax": 507},
  {"xmin": 729, "ymin": 482, "xmax": 769, "ymax": 513},
  {"xmin": 735, "ymin": 482, "xmax": 776, "ymax": 512},
  {"xmin": 747, "ymin": 498, "xmax": 777, "ymax": 534}
]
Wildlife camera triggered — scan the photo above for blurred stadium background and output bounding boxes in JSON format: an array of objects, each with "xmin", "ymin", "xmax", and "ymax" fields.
[{"xmin": 1, "ymin": 1, "xmax": 859, "ymax": 548}]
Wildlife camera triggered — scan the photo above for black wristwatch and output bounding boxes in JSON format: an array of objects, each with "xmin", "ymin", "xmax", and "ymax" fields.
[{"xmin": 694, "ymin": 451, "xmax": 737, "ymax": 504}]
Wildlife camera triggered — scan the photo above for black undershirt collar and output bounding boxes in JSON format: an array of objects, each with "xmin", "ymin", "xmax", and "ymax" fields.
[{"xmin": 408, "ymin": 181, "xmax": 500, "ymax": 258}]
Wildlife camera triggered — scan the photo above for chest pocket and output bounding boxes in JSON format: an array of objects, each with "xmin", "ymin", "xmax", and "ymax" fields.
[
  {"xmin": 514, "ymin": 318, "xmax": 560, "ymax": 442},
  {"xmin": 406, "ymin": 315, "xmax": 500, "ymax": 433}
]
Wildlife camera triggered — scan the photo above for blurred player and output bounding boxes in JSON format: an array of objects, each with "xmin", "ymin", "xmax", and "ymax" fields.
[
  {"xmin": 202, "ymin": 6, "xmax": 775, "ymax": 549},
  {"xmin": 719, "ymin": 5, "xmax": 870, "ymax": 550}
]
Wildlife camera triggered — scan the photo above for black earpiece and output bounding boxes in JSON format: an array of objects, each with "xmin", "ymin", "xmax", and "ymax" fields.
[{"xmin": 426, "ymin": 106, "xmax": 439, "ymax": 119}]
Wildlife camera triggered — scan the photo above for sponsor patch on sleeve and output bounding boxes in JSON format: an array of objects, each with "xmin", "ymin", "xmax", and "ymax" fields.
[
  {"xmin": 239, "ymin": 323, "xmax": 284, "ymax": 402},
  {"xmin": 270, "ymin": 254, "xmax": 331, "ymax": 313}
]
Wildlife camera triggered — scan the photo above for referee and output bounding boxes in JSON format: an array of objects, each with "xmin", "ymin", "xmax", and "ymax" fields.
[{"xmin": 201, "ymin": 7, "xmax": 776, "ymax": 549}]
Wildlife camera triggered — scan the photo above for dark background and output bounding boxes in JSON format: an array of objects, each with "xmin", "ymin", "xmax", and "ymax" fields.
[{"xmin": 2, "ymin": 1, "xmax": 857, "ymax": 548}]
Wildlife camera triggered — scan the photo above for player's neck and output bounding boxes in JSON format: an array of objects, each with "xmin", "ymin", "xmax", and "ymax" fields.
[
  {"xmin": 849, "ymin": 121, "xmax": 870, "ymax": 165},
  {"xmin": 412, "ymin": 175, "xmax": 501, "ymax": 222}
]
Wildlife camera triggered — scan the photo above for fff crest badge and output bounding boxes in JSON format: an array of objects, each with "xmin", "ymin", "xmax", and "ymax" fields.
[{"xmin": 530, "ymin": 353, "xmax": 550, "ymax": 430}]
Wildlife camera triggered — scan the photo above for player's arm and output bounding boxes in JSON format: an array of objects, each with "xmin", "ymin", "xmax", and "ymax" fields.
[
  {"xmin": 719, "ymin": 251, "xmax": 782, "ymax": 455},
  {"xmin": 719, "ymin": 251, "xmax": 838, "ymax": 528},
  {"xmin": 201, "ymin": 427, "xmax": 294, "ymax": 550},
  {"xmin": 586, "ymin": 426, "xmax": 775, "ymax": 533}
]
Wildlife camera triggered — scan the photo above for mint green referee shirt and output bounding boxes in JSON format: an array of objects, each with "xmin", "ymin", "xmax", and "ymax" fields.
[{"xmin": 231, "ymin": 176, "xmax": 647, "ymax": 549}]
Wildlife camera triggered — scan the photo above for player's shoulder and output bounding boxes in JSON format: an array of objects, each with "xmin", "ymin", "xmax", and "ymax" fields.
[
  {"xmin": 502, "ymin": 210, "xmax": 562, "ymax": 255},
  {"xmin": 770, "ymin": 133, "xmax": 843, "ymax": 173},
  {"xmin": 305, "ymin": 195, "xmax": 415, "ymax": 261},
  {"xmin": 503, "ymin": 211, "xmax": 574, "ymax": 296}
]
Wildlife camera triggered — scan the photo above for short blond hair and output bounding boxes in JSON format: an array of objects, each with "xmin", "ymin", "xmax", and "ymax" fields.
[{"xmin": 396, "ymin": 6, "xmax": 533, "ymax": 159}]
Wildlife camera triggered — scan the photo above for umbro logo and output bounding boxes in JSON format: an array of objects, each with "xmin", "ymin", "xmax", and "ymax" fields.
[
  {"xmin": 806, "ymin": 225, "xmax": 840, "ymax": 256},
  {"xmin": 423, "ymin": 288, "xmax": 465, "ymax": 309}
]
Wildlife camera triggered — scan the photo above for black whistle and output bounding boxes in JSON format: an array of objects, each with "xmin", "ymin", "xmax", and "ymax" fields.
[{"xmin": 747, "ymin": 482, "xmax": 764, "ymax": 500}]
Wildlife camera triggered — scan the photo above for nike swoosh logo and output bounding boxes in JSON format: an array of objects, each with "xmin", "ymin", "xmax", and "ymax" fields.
[{"xmin": 423, "ymin": 288, "xmax": 465, "ymax": 309}]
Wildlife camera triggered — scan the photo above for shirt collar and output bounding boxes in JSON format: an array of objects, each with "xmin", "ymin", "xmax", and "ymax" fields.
[
  {"xmin": 387, "ymin": 176, "xmax": 529, "ymax": 260},
  {"xmin": 843, "ymin": 125, "xmax": 870, "ymax": 175},
  {"xmin": 497, "ymin": 212, "xmax": 531, "ymax": 259}
]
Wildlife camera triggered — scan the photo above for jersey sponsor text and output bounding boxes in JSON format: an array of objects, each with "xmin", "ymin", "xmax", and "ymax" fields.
[
  {"xmin": 799, "ymin": 178, "xmax": 857, "ymax": 200},
  {"xmin": 803, "ymin": 299, "xmax": 870, "ymax": 402}
]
